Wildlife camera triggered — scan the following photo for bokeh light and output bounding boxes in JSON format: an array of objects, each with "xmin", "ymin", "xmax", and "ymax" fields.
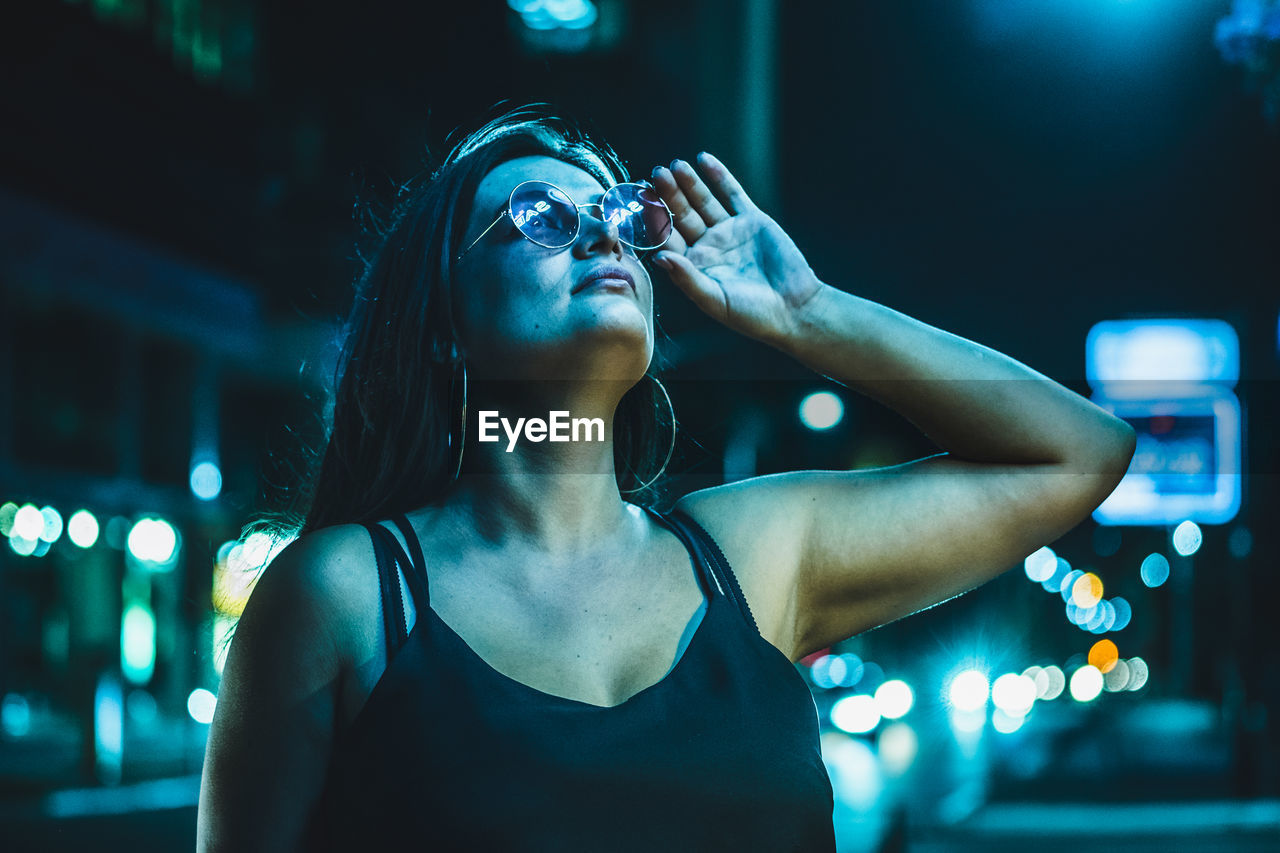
[
  {"xmin": 1172, "ymin": 520, "xmax": 1202, "ymax": 556},
  {"xmin": 1059, "ymin": 568, "xmax": 1084, "ymax": 602},
  {"xmin": 835, "ymin": 654, "xmax": 866, "ymax": 688},
  {"xmin": 213, "ymin": 533, "xmax": 288, "ymax": 618},
  {"xmin": 1071, "ymin": 572, "xmax": 1104, "ymax": 608},
  {"xmin": 810, "ymin": 654, "xmax": 839, "ymax": 689},
  {"xmin": 1041, "ymin": 556, "xmax": 1071, "ymax": 593},
  {"xmin": 1088, "ymin": 599, "xmax": 1116, "ymax": 634},
  {"xmin": 12, "ymin": 504, "xmax": 43, "ymax": 541},
  {"xmin": 877, "ymin": 721, "xmax": 918, "ymax": 776},
  {"xmin": 94, "ymin": 676, "xmax": 123, "ymax": 785},
  {"xmin": 1023, "ymin": 665, "xmax": 1046, "ymax": 696},
  {"xmin": 1088, "ymin": 639, "xmax": 1119, "ymax": 673},
  {"xmin": 1103, "ymin": 659, "xmax": 1131, "ymax": 692},
  {"xmin": 1040, "ymin": 665, "xmax": 1066, "ymax": 700},
  {"xmin": 1110, "ymin": 597, "xmax": 1132, "ymax": 631},
  {"xmin": 0, "ymin": 502, "xmax": 17, "ymax": 537},
  {"xmin": 67, "ymin": 510, "xmax": 100, "ymax": 548},
  {"xmin": 1, "ymin": 693, "xmax": 31, "ymax": 737},
  {"xmin": 874, "ymin": 679, "xmax": 914, "ymax": 719},
  {"xmin": 947, "ymin": 669, "xmax": 989, "ymax": 712},
  {"xmin": 189, "ymin": 460, "xmax": 223, "ymax": 501},
  {"xmin": 121, "ymin": 603, "xmax": 156, "ymax": 684},
  {"xmin": 187, "ymin": 688, "xmax": 217, "ymax": 725},
  {"xmin": 831, "ymin": 694, "xmax": 880, "ymax": 734},
  {"xmin": 1126, "ymin": 657, "xmax": 1150, "ymax": 691},
  {"xmin": 1065, "ymin": 601, "xmax": 1085, "ymax": 626},
  {"xmin": 827, "ymin": 654, "xmax": 849, "ymax": 686},
  {"xmin": 1069, "ymin": 665, "xmax": 1104, "ymax": 702},
  {"xmin": 229, "ymin": 531, "xmax": 292, "ymax": 575},
  {"xmin": 127, "ymin": 518, "xmax": 178, "ymax": 565},
  {"xmin": 38, "ymin": 506, "xmax": 63, "ymax": 543},
  {"xmin": 1084, "ymin": 600, "xmax": 1111, "ymax": 633},
  {"xmin": 799, "ymin": 391, "xmax": 844, "ymax": 430},
  {"xmin": 1140, "ymin": 553, "xmax": 1170, "ymax": 588},
  {"xmin": 1024, "ymin": 546, "xmax": 1057, "ymax": 582},
  {"xmin": 8, "ymin": 535, "xmax": 38, "ymax": 557},
  {"xmin": 992, "ymin": 707, "xmax": 1025, "ymax": 734},
  {"xmin": 991, "ymin": 673, "xmax": 1036, "ymax": 717}
]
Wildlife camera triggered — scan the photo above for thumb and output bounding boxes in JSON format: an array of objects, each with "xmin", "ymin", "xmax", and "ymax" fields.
[{"xmin": 654, "ymin": 252, "xmax": 723, "ymax": 318}]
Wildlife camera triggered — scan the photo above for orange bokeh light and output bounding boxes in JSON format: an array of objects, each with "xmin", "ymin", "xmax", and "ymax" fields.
[{"xmin": 1088, "ymin": 639, "xmax": 1119, "ymax": 674}]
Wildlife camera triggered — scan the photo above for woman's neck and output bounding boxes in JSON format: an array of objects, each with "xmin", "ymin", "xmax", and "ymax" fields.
[{"xmin": 439, "ymin": 377, "xmax": 641, "ymax": 557}]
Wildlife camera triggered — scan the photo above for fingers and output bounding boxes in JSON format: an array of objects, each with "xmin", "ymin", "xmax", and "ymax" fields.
[
  {"xmin": 650, "ymin": 163, "xmax": 707, "ymax": 245},
  {"xmin": 651, "ymin": 152, "xmax": 756, "ymax": 247},
  {"xmin": 671, "ymin": 159, "xmax": 732, "ymax": 226},
  {"xmin": 695, "ymin": 152, "xmax": 755, "ymax": 215}
]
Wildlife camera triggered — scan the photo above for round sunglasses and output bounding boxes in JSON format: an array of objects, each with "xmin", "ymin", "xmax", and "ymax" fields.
[{"xmin": 455, "ymin": 179, "xmax": 674, "ymax": 262}]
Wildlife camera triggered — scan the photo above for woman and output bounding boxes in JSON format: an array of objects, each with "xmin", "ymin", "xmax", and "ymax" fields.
[{"xmin": 197, "ymin": 104, "xmax": 1136, "ymax": 851}]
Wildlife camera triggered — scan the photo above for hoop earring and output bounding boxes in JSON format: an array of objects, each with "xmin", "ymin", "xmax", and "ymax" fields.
[
  {"xmin": 620, "ymin": 374, "xmax": 677, "ymax": 495},
  {"xmin": 448, "ymin": 359, "xmax": 467, "ymax": 485}
]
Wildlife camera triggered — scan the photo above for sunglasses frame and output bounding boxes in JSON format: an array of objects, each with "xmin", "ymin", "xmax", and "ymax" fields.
[{"xmin": 455, "ymin": 179, "xmax": 673, "ymax": 263}]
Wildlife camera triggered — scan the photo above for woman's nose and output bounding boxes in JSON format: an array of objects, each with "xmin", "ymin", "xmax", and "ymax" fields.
[{"xmin": 572, "ymin": 207, "xmax": 624, "ymax": 258}]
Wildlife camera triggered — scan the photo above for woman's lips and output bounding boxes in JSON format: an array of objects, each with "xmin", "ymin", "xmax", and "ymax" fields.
[
  {"xmin": 576, "ymin": 277, "xmax": 635, "ymax": 295},
  {"xmin": 573, "ymin": 265, "xmax": 636, "ymax": 295}
]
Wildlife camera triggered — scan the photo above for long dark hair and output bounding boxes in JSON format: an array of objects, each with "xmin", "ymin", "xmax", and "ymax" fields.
[{"xmin": 298, "ymin": 103, "xmax": 676, "ymax": 534}]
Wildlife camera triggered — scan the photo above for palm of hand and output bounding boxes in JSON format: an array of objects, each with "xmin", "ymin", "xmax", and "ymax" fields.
[
  {"xmin": 651, "ymin": 154, "xmax": 822, "ymax": 348},
  {"xmin": 687, "ymin": 212, "xmax": 818, "ymax": 327}
]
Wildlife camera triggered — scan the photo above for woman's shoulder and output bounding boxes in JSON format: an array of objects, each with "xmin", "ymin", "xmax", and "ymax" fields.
[
  {"xmin": 241, "ymin": 523, "xmax": 381, "ymax": 669},
  {"xmin": 670, "ymin": 486, "xmax": 805, "ymax": 660},
  {"xmin": 261, "ymin": 523, "xmax": 375, "ymax": 599}
]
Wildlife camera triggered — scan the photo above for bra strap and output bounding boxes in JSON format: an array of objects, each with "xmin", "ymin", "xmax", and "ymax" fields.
[
  {"xmin": 662, "ymin": 507, "xmax": 761, "ymax": 638},
  {"xmin": 362, "ymin": 523, "xmax": 409, "ymax": 657},
  {"xmin": 389, "ymin": 514, "xmax": 430, "ymax": 609}
]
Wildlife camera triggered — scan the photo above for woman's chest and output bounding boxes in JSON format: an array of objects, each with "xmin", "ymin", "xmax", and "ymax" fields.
[
  {"xmin": 341, "ymin": 532, "xmax": 708, "ymax": 720},
  {"xmin": 434, "ymin": 573, "xmax": 706, "ymax": 707}
]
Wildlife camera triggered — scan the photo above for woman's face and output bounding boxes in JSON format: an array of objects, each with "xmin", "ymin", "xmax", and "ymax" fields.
[{"xmin": 451, "ymin": 155, "xmax": 655, "ymax": 383}]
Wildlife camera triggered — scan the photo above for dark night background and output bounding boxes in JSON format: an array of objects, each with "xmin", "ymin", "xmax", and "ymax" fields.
[{"xmin": 1, "ymin": 1, "xmax": 1277, "ymax": 850}]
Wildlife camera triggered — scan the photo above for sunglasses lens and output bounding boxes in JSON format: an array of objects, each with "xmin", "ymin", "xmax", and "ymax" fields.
[
  {"xmin": 509, "ymin": 182, "xmax": 578, "ymax": 247},
  {"xmin": 603, "ymin": 184, "xmax": 673, "ymax": 250}
]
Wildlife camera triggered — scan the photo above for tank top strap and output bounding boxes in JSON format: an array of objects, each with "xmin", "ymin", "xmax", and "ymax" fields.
[
  {"xmin": 389, "ymin": 513, "xmax": 430, "ymax": 609},
  {"xmin": 360, "ymin": 515, "xmax": 432, "ymax": 660},
  {"xmin": 361, "ymin": 522, "xmax": 410, "ymax": 658},
  {"xmin": 654, "ymin": 506, "xmax": 761, "ymax": 638}
]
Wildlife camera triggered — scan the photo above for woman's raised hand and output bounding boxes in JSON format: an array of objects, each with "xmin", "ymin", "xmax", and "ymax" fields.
[{"xmin": 649, "ymin": 153, "xmax": 825, "ymax": 349}]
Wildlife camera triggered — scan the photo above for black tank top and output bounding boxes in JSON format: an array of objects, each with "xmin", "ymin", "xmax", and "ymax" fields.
[{"xmin": 300, "ymin": 504, "xmax": 836, "ymax": 851}]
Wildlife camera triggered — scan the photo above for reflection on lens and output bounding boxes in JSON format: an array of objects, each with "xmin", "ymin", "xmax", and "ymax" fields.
[
  {"xmin": 510, "ymin": 182, "xmax": 578, "ymax": 248},
  {"xmin": 604, "ymin": 183, "xmax": 672, "ymax": 249}
]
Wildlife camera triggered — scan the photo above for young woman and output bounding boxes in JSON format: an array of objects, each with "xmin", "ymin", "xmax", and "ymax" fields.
[{"xmin": 197, "ymin": 105, "xmax": 1136, "ymax": 851}]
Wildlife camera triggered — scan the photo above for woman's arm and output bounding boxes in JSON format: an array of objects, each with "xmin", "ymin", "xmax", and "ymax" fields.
[
  {"xmin": 652, "ymin": 155, "xmax": 1136, "ymax": 659},
  {"xmin": 197, "ymin": 525, "xmax": 372, "ymax": 852}
]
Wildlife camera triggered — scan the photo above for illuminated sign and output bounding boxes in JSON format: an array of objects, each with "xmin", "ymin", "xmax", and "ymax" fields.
[
  {"xmin": 1091, "ymin": 391, "xmax": 1241, "ymax": 525},
  {"xmin": 1087, "ymin": 319, "xmax": 1241, "ymax": 526}
]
